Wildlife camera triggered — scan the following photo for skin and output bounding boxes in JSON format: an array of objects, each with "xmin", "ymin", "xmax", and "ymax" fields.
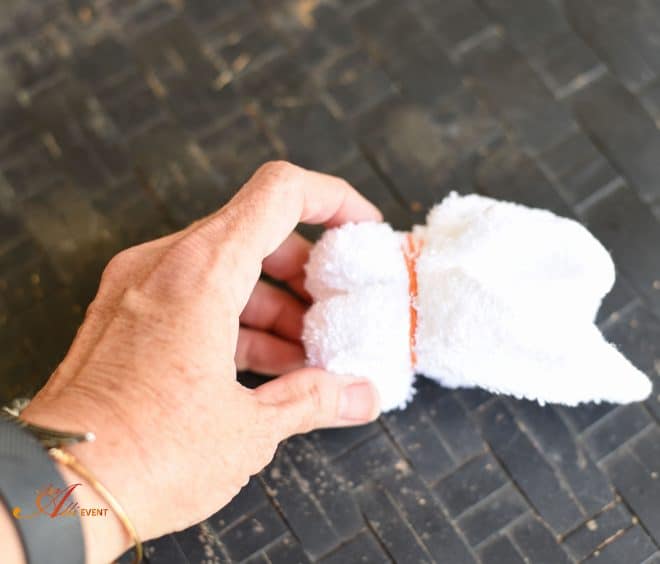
[{"xmin": 1, "ymin": 161, "xmax": 382, "ymax": 564}]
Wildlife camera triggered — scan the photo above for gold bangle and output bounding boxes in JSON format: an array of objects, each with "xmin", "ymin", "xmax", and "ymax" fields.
[{"xmin": 48, "ymin": 447, "xmax": 143, "ymax": 564}]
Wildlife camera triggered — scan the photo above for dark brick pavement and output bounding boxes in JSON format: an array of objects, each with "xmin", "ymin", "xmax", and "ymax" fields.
[{"xmin": 0, "ymin": 1, "xmax": 659, "ymax": 562}]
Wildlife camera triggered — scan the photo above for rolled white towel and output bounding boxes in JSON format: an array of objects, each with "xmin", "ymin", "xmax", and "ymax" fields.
[{"xmin": 302, "ymin": 192, "xmax": 652, "ymax": 411}]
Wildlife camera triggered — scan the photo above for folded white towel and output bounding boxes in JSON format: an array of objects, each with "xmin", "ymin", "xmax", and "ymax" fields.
[{"xmin": 302, "ymin": 192, "xmax": 652, "ymax": 411}]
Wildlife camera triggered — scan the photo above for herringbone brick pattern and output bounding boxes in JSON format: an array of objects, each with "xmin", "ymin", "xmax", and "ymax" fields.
[{"xmin": 0, "ymin": 1, "xmax": 659, "ymax": 562}]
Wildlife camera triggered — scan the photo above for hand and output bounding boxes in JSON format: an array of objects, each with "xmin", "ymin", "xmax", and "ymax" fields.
[{"xmin": 18, "ymin": 162, "xmax": 382, "ymax": 563}]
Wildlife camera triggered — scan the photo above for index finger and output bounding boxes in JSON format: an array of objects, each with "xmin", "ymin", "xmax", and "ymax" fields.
[
  {"xmin": 228, "ymin": 160, "xmax": 380, "ymax": 247},
  {"xmin": 192, "ymin": 161, "xmax": 382, "ymax": 307}
]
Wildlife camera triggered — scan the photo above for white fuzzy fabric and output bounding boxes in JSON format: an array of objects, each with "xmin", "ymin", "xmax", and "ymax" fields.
[
  {"xmin": 302, "ymin": 192, "xmax": 652, "ymax": 411},
  {"xmin": 303, "ymin": 223, "xmax": 414, "ymax": 410}
]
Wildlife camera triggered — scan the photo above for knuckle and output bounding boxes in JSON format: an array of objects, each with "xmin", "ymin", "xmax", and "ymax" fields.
[
  {"xmin": 309, "ymin": 379, "xmax": 325, "ymax": 415},
  {"xmin": 101, "ymin": 249, "xmax": 134, "ymax": 282},
  {"xmin": 299, "ymin": 379, "xmax": 325, "ymax": 433},
  {"xmin": 255, "ymin": 161, "xmax": 302, "ymax": 198},
  {"xmin": 257, "ymin": 160, "xmax": 298, "ymax": 180},
  {"xmin": 116, "ymin": 286, "xmax": 155, "ymax": 319}
]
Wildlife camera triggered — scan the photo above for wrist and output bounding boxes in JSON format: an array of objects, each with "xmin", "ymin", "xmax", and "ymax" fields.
[
  {"xmin": 20, "ymin": 399, "xmax": 139, "ymax": 564},
  {"xmin": 54, "ymin": 458, "xmax": 131, "ymax": 564}
]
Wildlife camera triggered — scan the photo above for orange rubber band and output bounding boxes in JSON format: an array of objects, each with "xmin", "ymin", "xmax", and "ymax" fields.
[{"xmin": 402, "ymin": 233, "xmax": 423, "ymax": 368}]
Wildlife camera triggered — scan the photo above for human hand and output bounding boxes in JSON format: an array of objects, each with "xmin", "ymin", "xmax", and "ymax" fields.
[{"xmin": 18, "ymin": 161, "xmax": 382, "ymax": 563}]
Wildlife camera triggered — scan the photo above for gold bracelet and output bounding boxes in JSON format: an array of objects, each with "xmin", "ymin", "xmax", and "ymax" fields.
[{"xmin": 48, "ymin": 447, "xmax": 143, "ymax": 564}]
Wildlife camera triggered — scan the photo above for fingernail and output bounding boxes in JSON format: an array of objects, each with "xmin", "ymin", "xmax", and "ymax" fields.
[{"xmin": 339, "ymin": 381, "xmax": 378, "ymax": 422}]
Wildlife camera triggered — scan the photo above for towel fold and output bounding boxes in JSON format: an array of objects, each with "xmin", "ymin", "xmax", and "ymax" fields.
[{"xmin": 302, "ymin": 192, "xmax": 652, "ymax": 411}]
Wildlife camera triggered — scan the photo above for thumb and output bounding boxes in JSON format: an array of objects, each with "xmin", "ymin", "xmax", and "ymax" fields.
[{"xmin": 255, "ymin": 368, "xmax": 380, "ymax": 437}]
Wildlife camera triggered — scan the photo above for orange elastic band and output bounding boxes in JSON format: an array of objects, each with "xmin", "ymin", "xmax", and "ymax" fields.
[{"xmin": 402, "ymin": 233, "xmax": 423, "ymax": 368}]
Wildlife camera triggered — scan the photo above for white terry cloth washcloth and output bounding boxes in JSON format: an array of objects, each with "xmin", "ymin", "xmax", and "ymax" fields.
[{"xmin": 302, "ymin": 192, "xmax": 652, "ymax": 412}]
